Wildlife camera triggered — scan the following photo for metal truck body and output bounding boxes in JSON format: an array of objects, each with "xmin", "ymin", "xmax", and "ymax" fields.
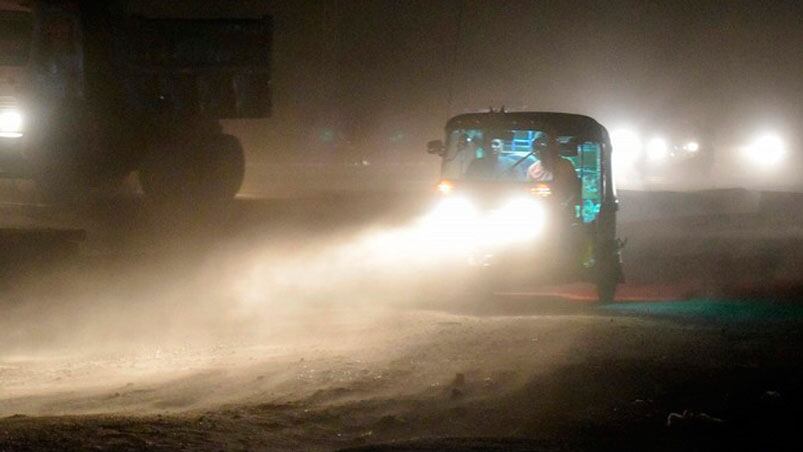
[{"xmin": 0, "ymin": 0, "xmax": 271, "ymax": 206}]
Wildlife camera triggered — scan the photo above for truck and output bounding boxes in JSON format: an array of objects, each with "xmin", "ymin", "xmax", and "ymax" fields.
[{"xmin": 0, "ymin": 0, "xmax": 271, "ymax": 209}]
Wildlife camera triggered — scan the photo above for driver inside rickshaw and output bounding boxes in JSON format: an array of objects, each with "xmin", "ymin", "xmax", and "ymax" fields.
[
  {"xmin": 527, "ymin": 131, "xmax": 588, "ymax": 265},
  {"xmin": 464, "ymin": 135, "xmax": 530, "ymax": 181},
  {"xmin": 527, "ymin": 131, "xmax": 581, "ymax": 205}
]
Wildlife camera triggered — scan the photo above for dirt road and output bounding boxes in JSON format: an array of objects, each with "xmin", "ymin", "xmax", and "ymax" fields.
[{"xmin": 2, "ymin": 303, "xmax": 801, "ymax": 450}]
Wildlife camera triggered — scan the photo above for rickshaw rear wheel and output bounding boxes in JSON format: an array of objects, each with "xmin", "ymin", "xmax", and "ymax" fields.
[
  {"xmin": 594, "ymin": 254, "xmax": 621, "ymax": 304},
  {"xmin": 596, "ymin": 276, "xmax": 618, "ymax": 304}
]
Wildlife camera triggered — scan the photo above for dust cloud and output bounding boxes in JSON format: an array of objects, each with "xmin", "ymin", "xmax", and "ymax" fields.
[{"xmin": 0, "ymin": 195, "xmax": 502, "ymax": 411}]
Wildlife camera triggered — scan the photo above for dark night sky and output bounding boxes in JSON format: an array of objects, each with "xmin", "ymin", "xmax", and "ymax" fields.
[{"xmin": 166, "ymin": 0, "xmax": 801, "ymax": 168}]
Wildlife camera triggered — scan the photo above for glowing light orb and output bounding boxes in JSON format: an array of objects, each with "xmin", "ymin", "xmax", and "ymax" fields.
[
  {"xmin": 646, "ymin": 137, "xmax": 669, "ymax": 162},
  {"xmin": 743, "ymin": 133, "xmax": 785, "ymax": 168}
]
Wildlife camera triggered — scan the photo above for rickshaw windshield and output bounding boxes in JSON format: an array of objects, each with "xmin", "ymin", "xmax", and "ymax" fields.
[
  {"xmin": 442, "ymin": 127, "xmax": 604, "ymax": 223},
  {"xmin": 442, "ymin": 129, "xmax": 545, "ymax": 183}
]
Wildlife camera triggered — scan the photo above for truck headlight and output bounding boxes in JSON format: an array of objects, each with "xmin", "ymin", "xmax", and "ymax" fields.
[{"xmin": 0, "ymin": 110, "xmax": 23, "ymax": 138}]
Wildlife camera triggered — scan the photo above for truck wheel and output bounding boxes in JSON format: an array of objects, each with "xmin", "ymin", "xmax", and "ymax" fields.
[
  {"xmin": 139, "ymin": 134, "xmax": 245, "ymax": 210},
  {"xmin": 201, "ymin": 134, "xmax": 245, "ymax": 202}
]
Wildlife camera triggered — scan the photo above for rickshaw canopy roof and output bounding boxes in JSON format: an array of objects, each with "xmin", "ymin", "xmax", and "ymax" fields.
[{"xmin": 446, "ymin": 111, "xmax": 609, "ymax": 146}]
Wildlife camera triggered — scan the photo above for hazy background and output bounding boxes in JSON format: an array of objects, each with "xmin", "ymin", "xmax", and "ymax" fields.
[{"xmin": 165, "ymin": 0, "xmax": 803, "ymax": 194}]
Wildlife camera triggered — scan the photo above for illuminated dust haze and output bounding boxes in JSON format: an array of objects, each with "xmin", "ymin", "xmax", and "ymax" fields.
[{"xmin": 1, "ymin": 1, "xmax": 802, "ymax": 450}]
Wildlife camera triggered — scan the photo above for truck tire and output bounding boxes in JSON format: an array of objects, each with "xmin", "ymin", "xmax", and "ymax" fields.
[{"xmin": 139, "ymin": 134, "xmax": 245, "ymax": 210}]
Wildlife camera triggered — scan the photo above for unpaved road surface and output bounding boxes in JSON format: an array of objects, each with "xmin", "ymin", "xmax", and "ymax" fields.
[
  {"xmin": 1, "ymin": 190, "xmax": 802, "ymax": 450},
  {"xmin": 2, "ymin": 307, "xmax": 801, "ymax": 451}
]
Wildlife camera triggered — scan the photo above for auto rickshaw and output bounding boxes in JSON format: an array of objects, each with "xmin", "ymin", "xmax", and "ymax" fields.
[{"xmin": 425, "ymin": 110, "xmax": 623, "ymax": 303}]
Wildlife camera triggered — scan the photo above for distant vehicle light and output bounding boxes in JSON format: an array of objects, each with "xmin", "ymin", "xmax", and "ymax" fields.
[
  {"xmin": 684, "ymin": 141, "xmax": 700, "ymax": 152},
  {"xmin": 610, "ymin": 128, "xmax": 641, "ymax": 171},
  {"xmin": 646, "ymin": 137, "xmax": 668, "ymax": 162},
  {"xmin": 436, "ymin": 180, "xmax": 454, "ymax": 195},
  {"xmin": 0, "ymin": 110, "xmax": 23, "ymax": 138},
  {"xmin": 611, "ymin": 128, "xmax": 641, "ymax": 157},
  {"xmin": 743, "ymin": 133, "xmax": 785, "ymax": 168}
]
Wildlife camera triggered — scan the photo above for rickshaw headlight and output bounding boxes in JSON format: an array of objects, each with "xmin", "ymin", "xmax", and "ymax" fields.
[
  {"xmin": 486, "ymin": 197, "xmax": 545, "ymax": 241},
  {"xmin": 426, "ymin": 196, "xmax": 477, "ymax": 224}
]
